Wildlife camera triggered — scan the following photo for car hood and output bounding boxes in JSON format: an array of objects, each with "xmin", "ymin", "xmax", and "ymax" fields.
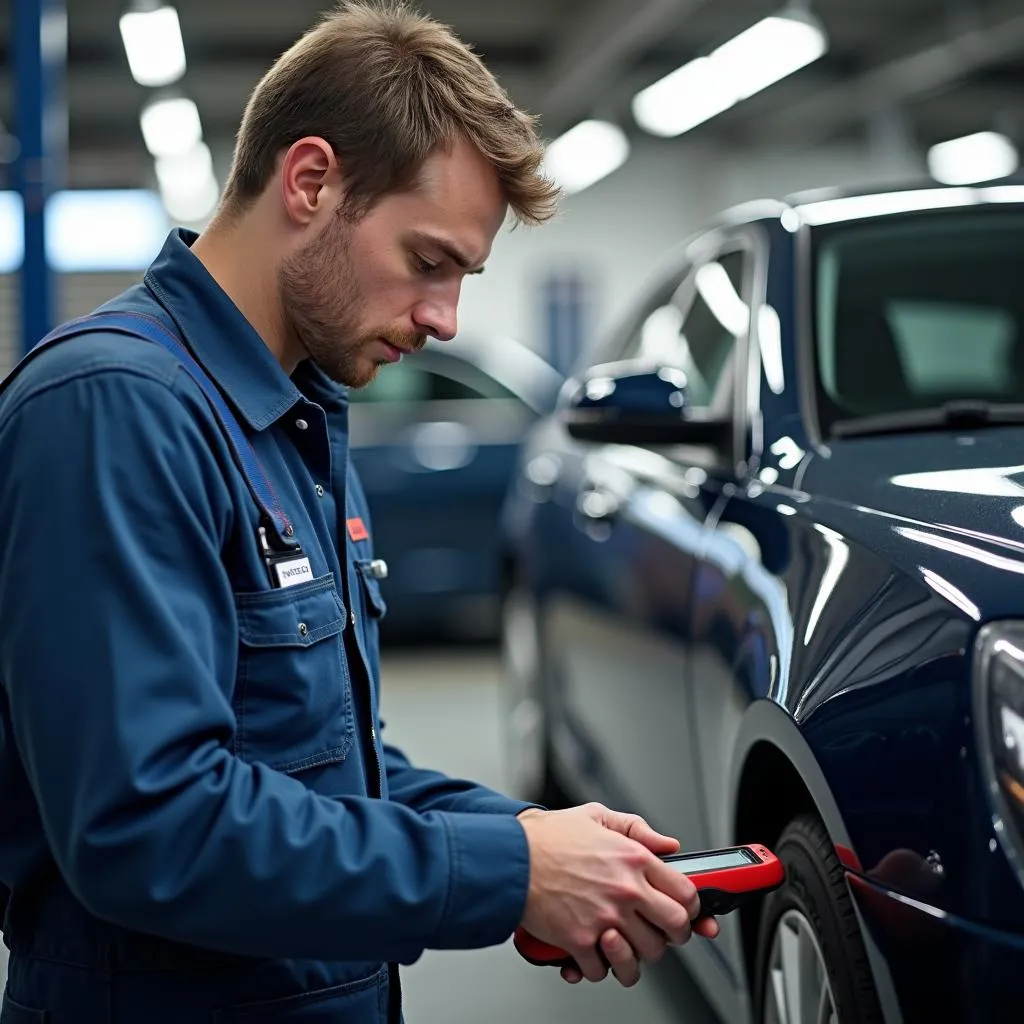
[{"xmin": 797, "ymin": 427, "xmax": 1024, "ymax": 619}]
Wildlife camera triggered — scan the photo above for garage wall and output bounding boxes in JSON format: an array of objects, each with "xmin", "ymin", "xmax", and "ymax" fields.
[
  {"xmin": 0, "ymin": 139, "xmax": 924, "ymax": 377},
  {"xmin": 460, "ymin": 136, "xmax": 925, "ymax": 359}
]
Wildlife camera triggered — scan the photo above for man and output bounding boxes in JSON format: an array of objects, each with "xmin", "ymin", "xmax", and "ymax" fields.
[{"xmin": 0, "ymin": 3, "xmax": 717, "ymax": 1021}]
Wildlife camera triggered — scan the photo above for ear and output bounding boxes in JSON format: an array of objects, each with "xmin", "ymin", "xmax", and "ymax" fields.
[{"xmin": 280, "ymin": 137, "xmax": 341, "ymax": 226}]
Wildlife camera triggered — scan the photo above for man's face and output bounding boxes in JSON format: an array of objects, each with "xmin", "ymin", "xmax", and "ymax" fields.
[{"xmin": 278, "ymin": 137, "xmax": 507, "ymax": 387}]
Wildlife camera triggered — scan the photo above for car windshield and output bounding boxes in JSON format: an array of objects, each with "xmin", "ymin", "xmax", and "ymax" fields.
[{"xmin": 812, "ymin": 207, "xmax": 1024, "ymax": 436}]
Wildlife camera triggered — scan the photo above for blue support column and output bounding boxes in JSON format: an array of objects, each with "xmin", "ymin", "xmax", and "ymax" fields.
[
  {"xmin": 13, "ymin": 0, "xmax": 68, "ymax": 354},
  {"xmin": 542, "ymin": 269, "xmax": 589, "ymax": 377}
]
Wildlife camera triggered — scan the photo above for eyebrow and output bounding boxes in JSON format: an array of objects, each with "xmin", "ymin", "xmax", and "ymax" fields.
[{"xmin": 412, "ymin": 231, "xmax": 486, "ymax": 275}]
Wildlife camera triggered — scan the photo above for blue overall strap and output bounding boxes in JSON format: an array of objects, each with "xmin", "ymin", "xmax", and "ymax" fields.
[{"xmin": 14, "ymin": 310, "xmax": 295, "ymax": 542}]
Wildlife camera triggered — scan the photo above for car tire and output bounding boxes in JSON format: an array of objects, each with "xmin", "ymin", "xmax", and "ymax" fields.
[{"xmin": 754, "ymin": 814, "xmax": 882, "ymax": 1024}]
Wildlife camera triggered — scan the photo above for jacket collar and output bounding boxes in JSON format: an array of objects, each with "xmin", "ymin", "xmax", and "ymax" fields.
[{"xmin": 144, "ymin": 228, "xmax": 312, "ymax": 431}]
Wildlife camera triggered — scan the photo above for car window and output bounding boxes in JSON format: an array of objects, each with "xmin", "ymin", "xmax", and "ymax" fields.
[
  {"xmin": 348, "ymin": 359, "xmax": 519, "ymax": 404},
  {"xmin": 617, "ymin": 249, "xmax": 748, "ymax": 410},
  {"xmin": 886, "ymin": 301, "xmax": 1015, "ymax": 395},
  {"xmin": 678, "ymin": 251, "xmax": 746, "ymax": 408},
  {"xmin": 813, "ymin": 210, "xmax": 1024, "ymax": 430}
]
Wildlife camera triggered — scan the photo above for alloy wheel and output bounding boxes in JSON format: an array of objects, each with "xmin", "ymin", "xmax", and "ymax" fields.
[{"xmin": 764, "ymin": 908, "xmax": 838, "ymax": 1024}]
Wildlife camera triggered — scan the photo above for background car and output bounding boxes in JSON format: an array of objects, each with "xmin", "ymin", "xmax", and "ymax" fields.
[
  {"xmin": 500, "ymin": 181, "xmax": 1024, "ymax": 1024},
  {"xmin": 349, "ymin": 333, "xmax": 562, "ymax": 642}
]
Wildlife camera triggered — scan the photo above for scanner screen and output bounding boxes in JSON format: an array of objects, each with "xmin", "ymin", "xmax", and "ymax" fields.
[{"xmin": 667, "ymin": 849, "xmax": 756, "ymax": 875}]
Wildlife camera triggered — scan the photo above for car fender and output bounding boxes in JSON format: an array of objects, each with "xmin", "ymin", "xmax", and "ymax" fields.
[{"xmin": 727, "ymin": 698, "xmax": 906, "ymax": 1024}]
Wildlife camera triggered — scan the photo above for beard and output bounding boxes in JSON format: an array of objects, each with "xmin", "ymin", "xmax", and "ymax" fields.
[{"xmin": 277, "ymin": 211, "xmax": 422, "ymax": 388}]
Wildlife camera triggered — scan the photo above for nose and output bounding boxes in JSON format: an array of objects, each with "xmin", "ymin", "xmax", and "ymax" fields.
[{"xmin": 412, "ymin": 290, "xmax": 459, "ymax": 342}]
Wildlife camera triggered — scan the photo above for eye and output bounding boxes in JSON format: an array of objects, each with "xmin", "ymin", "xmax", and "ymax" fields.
[{"xmin": 412, "ymin": 253, "xmax": 440, "ymax": 275}]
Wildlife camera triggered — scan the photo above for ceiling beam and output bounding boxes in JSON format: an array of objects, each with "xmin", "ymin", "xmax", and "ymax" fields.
[
  {"xmin": 740, "ymin": 3, "xmax": 1024, "ymax": 145},
  {"xmin": 537, "ymin": 0, "xmax": 707, "ymax": 133}
]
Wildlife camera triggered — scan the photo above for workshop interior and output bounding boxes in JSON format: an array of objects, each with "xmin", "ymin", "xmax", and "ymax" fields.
[{"xmin": 2, "ymin": 0, "xmax": 1024, "ymax": 1021}]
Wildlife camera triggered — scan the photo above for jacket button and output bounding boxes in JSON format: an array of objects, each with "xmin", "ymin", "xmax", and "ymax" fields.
[
  {"xmin": 369, "ymin": 559, "xmax": 388, "ymax": 580},
  {"xmin": 315, "ymin": 483, "xmax": 325, "ymax": 498},
  {"xmin": 350, "ymin": 611, "xmax": 357, "ymax": 626},
  {"xmin": 295, "ymin": 418, "xmax": 309, "ymax": 431},
  {"xmin": 298, "ymin": 622, "xmax": 308, "ymax": 637}
]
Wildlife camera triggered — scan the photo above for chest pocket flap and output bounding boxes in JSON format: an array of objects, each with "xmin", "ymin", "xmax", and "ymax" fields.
[{"xmin": 234, "ymin": 575, "xmax": 353, "ymax": 772}]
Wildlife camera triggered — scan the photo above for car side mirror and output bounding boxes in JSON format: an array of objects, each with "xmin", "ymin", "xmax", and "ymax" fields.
[{"xmin": 558, "ymin": 360, "xmax": 732, "ymax": 447}]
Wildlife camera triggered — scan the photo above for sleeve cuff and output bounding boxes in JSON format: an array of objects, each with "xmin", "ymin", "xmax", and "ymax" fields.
[{"xmin": 432, "ymin": 810, "xmax": 531, "ymax": 950}]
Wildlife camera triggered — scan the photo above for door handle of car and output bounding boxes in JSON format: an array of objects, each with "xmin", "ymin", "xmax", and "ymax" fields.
[{"xmin": 576, "ymin": 485, "xmax": 621, "ymax": 522}]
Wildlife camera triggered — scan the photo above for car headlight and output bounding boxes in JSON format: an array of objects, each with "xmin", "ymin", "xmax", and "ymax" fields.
[{"xmin": 975, "ymin": 622, "xmax": 1024, "ymax": 886}]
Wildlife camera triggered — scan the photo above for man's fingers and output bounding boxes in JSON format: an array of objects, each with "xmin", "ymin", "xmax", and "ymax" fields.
[
  {"xmin": 572, "ymin": 944, "xmax": 610, "ymax": 984},
  {"xmin": 599, "ymin": 929, "xmax": 641, "ymax": 987},
  {"xmin": 693, "ymin": 915, "xmax": 720, "ymax": 940},
  {"xmin": 646, "ymin": 861, "xmax": 701, "ymax": 920},
  {"xmin": 620, "ymin": 912, "xmax": 671, "ymax": 964},
  {"xmin": 594, "ymin": 806, "xmax": 680, "ymax": 856},
  {"xmin": 560, "ymin": 965, "xmax": 584, "ymax": 984}
]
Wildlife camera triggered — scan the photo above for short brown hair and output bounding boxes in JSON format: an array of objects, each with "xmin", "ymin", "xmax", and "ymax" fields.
[{"xmin": 220, "ymin": 1, "xmax": 559, "ymax": 225}]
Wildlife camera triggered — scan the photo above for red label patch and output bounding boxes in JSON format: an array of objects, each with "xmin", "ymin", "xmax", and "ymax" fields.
[{"xmin": 347, "ymin": 517, "xmax": 369, "ymax": 542}]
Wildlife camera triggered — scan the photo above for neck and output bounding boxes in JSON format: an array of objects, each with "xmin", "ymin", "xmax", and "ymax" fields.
[{"xmin": 190, "ymin": 211, "xmax": 299, "ymax": 373}]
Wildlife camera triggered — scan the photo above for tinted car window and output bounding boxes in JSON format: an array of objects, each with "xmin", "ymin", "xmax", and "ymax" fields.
[
  {"xmin": 679, "ymin": 251, "xmax": 746, "ymax": 407},
  {"xmin": 813, "ymin": 210, "xmax": 1024, "ymax": 431},
  {"xmin": 619, "ymin": 250, "xmax": 747, "ymax": 409}
]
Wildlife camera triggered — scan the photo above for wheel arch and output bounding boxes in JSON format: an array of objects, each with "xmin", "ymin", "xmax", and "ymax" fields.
[{"xmin": 727, "ymin": 699, "xmax": 905, "ymax": 1024}]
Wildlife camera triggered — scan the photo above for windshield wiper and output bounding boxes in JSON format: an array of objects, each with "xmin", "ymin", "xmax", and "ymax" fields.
[{"xmin": 831, "ymin": 401, "xmax": 1024, "ymax": 439}]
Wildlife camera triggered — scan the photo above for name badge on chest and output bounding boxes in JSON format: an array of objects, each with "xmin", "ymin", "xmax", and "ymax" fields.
[{"xmin": 258, "ymin": 523, "xmax": 313, "ymax": 589}]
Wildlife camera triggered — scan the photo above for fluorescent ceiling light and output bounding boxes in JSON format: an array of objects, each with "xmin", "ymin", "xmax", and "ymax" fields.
[
  {"xmin": 542, "ymin": 120, "xmax": 630, "ymax": 195},
  {"xmin": 714, "ymin": 12, "xmax": 828, "ymax": 101},
  {"xmin": 927, "ymin": 131, "xmax": 1019, "ymax": 185},
  {"xmin": 0, "ymin": 190, "xmax": 171, "ymax": 272},
  {"xmin": 156, "ymin": 141, "xmax": 219, "ymax": 223},
  {"xmin": 159, "ymin": 171, "xmax": 219, "ymax": 224},
  {"xmin": 0, "ymin": 192, "xmax": 23, "ymax": 273},
  {"xmin": 140, "ymin": 97, "xmax": 202, "ymax": 158},
  {"xmin": 633, "ymin": 8, "xmax": 827, "ymax": 138},
  {"xmin": 49, "ymin": 190, "xmax": 168, "ymax": 271},
  {"xmin": 633, "ymin": 58, "xmax": 732, "ymax": 139},
  {"xmin": 119, "ymin": 6, "xmax": 186, "ymax": 87},
  {"xmin": 155, "ymin": 141, "xmax": 213, "ymax": 194}
]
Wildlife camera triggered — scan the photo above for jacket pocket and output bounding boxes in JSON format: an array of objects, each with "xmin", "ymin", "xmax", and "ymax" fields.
[
  {"xmin": 213, "ymin": 964, "xmax": 387, "ymax": 1022},
  {"xmin": 234, "ymin": 575, "xmax": 353, "ymax": 772},
  {"xmin": 0, "ymin": 993, "xmax": 47, "ymax": 1023}
]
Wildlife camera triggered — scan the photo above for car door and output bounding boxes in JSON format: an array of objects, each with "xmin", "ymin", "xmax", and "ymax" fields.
[{"xmin": 547, "ymin": 233, "xmax": 761, "ymax": 849}]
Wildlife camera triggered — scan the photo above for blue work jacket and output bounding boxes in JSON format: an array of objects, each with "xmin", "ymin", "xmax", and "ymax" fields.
[{"xmin": 0, "ymin": 229, "xmax": 535, "ymax": 1023}]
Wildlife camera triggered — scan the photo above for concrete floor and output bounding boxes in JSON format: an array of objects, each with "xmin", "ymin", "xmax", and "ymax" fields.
[{"xmin": 379, "ymin": 645, "xmax": 717, "ymax": 1024}]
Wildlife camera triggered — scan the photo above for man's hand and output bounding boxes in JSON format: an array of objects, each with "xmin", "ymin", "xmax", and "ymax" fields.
[{"xmin": 517, "ymin": 803, "xmax": 719, "ymax": 988}]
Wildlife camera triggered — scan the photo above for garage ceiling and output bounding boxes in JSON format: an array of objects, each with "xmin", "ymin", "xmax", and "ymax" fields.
[{"xmin": 0, "ymin": 0, "xmax": 1022, "ymax": 190}]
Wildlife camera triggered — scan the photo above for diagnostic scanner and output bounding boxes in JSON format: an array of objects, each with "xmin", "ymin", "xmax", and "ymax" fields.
[{"xmin": 514, "ymin": 843, "xmax": 784, "ymax": 969}]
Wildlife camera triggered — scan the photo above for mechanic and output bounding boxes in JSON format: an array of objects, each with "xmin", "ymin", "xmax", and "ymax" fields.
[{"xmin": 0, "ymin": 3, "xmax": 717, "ymax": 1021}]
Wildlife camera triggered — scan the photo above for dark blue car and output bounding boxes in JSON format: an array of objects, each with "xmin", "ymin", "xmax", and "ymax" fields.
[
  {"xmin": 348, "ymin": 332, "xmax": 561, "ymax": 641},
  {"xmin": 499, "ymin": 182, "xmax": 1024, "ymax": 1024}
]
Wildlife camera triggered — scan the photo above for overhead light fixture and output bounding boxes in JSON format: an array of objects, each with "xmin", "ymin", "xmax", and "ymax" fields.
[
  {"xmin": 927, "ymin": 132, "xmax": 1019, "ymax": 185},
  {"xmin": 0, "ymin": 190, "xmax": 170, "ymax": 272},
  {"xmin": 154, "ymin": 140, "xmax": 212, "ymax": 194},
  {"xmin": 633, "ymin": 6, "xmax": 828, "ymax": 138},
  {"xmin": 542, "ymin": 120, "xmax": 630, "ymax": 195},
  {"xmin": 156, "ymin": 142, "xmax": 219, "ymax": 223},
  {"xmin": 140, "ymin": 96, "xmax": 202, "ymax": 158},
  {"xmin": 119, "ymin": 5, "xmax": 187, "ymax": 87},
  {"xmin": 159, "ymin": 173, "xmax": 219, "ymax": 224}
]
